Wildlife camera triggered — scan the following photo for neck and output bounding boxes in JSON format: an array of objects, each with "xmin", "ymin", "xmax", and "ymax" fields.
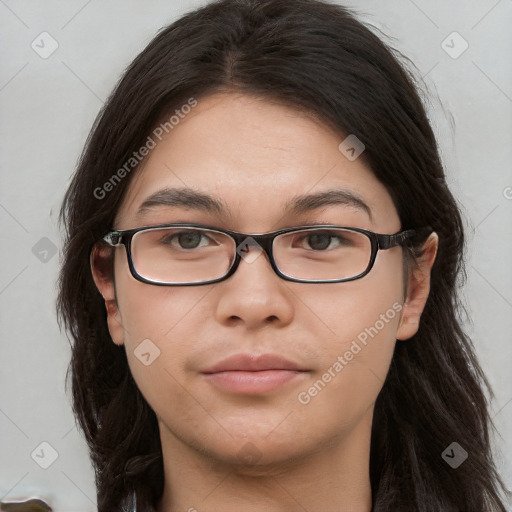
[{"xmin": 156, "ymin": 412, "xmax": 373, "ymax": 512}]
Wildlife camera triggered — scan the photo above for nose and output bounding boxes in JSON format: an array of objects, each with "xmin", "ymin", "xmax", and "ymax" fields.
[{"xmin": 213, "ymin": 242, "xmax": 295, "ymax": 330}]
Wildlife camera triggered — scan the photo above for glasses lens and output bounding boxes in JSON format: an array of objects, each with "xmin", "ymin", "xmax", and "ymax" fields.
[
  {"xmin": 131, "ymin": 227, "xmax": 236, "ymax": 284},
  {"xmin": 130, "ymin": 226, "xmax": 372, "ymax": 284},
  {"xmin": 273, "ymin": 228, "xmax": 372, "ymax": 281}
]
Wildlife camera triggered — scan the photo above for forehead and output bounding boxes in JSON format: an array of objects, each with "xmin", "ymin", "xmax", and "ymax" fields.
[{"xmin": 114, "ymin": 93, "xmax": 399, "ymax": 232}]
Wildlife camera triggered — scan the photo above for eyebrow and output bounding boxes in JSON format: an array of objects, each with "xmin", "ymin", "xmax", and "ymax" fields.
[
  {"xmin": 136, "ymin": 186, "xmax": 372, "ymax": 221},
  {"xmin": 285, "ymin": 188, "xmax": 372, "ymax": 220}
]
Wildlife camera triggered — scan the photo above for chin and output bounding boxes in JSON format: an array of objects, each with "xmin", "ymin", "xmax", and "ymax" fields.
[
  {"xmin": 206, "ymin": 439, "xmax": 312, "ymax": 473},
  {"xmin": 183, "ymin": 422, "xmax": 318, "ymax": 469}
]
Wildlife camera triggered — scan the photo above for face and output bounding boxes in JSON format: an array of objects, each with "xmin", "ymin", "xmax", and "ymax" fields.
[{"xmin": 92, "ymin": 92, "xmax": 435, "ymax": 471}]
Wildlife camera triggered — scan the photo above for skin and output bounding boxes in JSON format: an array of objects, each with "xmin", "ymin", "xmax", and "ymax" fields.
[{"xmin": 91, "ymin": 92, "xmax": 438, "ymax": 512}]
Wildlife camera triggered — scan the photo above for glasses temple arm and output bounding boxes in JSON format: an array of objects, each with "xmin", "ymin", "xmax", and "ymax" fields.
[
  {"xmin": 103, "ymin": 231, "xmax": 122, "ymax": 246},
  {"xmin": 377, "ymin": 227, "xmax": 433, "ymax": 250}
]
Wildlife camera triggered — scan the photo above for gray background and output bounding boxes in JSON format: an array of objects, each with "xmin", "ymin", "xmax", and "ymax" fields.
[{"xmin": 1, "ymin": 0, "xmax": 511, "ymax": 510}]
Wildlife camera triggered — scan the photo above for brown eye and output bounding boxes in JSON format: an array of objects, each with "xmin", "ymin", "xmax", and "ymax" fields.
[
  {"xmin": 159, "ymin": 230, "xmax": 214, "ymax": 250},
  {"xmin": 305, "ymin": 232, "xmax": 333, "ymax": 250}
]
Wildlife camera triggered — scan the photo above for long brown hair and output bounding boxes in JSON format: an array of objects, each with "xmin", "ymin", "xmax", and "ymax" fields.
[{"xmin": 57, "ymin": 0, "xmax": 507, "ymax": 510}]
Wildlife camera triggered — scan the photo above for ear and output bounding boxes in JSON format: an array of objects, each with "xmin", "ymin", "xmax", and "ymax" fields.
[
  {"xmin": 90, "ymin": 243, "xmax": 125, "ymax": 346},
  {"xmin": 396, "ymin": 232, "xmax": 439, "ymax": 341}
]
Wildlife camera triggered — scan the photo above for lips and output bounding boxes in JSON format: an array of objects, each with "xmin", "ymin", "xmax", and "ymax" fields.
[
  {"xmin": 202, "ymin": 353, "xmax": 309, "ymax": 373},
  {"xmin": 201, "ymin": 354, "xmax": 309, "ymax": 394}
]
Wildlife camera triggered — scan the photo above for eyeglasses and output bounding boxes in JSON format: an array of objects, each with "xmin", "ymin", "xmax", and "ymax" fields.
[{"xmin": 102, "ymin": 223, "xmax": 432, "ymax": 286}]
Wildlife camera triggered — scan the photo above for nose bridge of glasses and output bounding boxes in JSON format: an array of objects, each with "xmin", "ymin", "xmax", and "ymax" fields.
[{"xmin": 228, "ymin": 231, "xmax": 275, "ymax": 265}]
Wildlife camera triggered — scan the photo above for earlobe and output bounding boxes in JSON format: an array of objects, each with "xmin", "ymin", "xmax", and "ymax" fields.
[
  {"xmin": 90, "ymin": 243, "xmax": 125, "ymax": 346},
  {"xmin": 396, "ymin": 232, "xmax": 439, "ymax": 341}
]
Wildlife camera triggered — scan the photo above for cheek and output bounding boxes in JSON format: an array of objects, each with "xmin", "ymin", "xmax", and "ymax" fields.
[
  {"xmin": 113, "ymin": 252, "xmax": 203, "ymax": 401},
  {"xmin": 302, "ymin": 248, "xmax": 404, "ymax": 347},
  {"xmin": 291, "ymin": 308, "xmax": 400, "ymax": 444},
  {"xmin": 114, "ymin": 247, "xmax": 209, "ymax": 341},
  {"xmin": 293, "ymin": 251, "xmax": 404, "ymax": 421}
]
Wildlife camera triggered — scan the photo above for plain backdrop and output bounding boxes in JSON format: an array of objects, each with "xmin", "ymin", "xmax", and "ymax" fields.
[{"xmin": 1, "ymin": 1, "xmax": 511, "ymax": 510}]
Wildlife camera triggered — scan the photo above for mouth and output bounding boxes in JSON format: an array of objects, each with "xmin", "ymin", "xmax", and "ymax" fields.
[{"xmin": 201, "ymin": 353, "xmax": 310, "ymax": 394}]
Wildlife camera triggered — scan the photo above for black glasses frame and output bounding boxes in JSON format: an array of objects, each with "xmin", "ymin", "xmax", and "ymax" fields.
[{"xmin": 102, "ymin": 223, "xmax": 432, "ymax": 286}]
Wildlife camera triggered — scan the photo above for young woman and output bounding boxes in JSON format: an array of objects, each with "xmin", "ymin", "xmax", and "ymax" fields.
[{"xmin": 57, "ymin": 0, "xmax": 508, "ymax": 510}]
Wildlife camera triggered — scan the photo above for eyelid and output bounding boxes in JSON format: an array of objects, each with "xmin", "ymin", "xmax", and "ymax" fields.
[
  {"xmin": 131, "ymin": 219, "xmax": 365, "ymax": 234},
  {"xmin": 289, "ymin": 220, "xmax": 348, "ymax": 228},
  {"xmin": 298, "ymin": 220, "xmax": 337, "ymax": 226}
]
